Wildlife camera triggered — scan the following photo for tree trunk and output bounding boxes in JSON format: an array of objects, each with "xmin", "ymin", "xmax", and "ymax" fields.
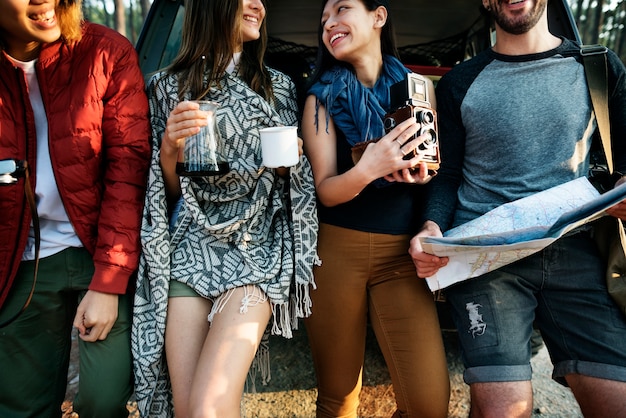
[
  {"xmin": 615, "ymin": 0, "xmax": 626, "ymax": 61},
  {"xmin": 101, "ymin": 0, "xmax": 112, "ymax": 28},
  {"xmin": 114, "ymin": 0, "xmax": 126, "ymax": 36},
  {"xmin": 128, "ymin": 0, "xmax": 136, "ymax": 44},
  {"xmin": 141, "ymin": 0, "xmax": 151, "ymax": 20},
  {"xmin": 574, "ymin": 0, "xmax": 585, "ymax": 21},
  {"xmin": 587, "ymin": 0, "xmax": 604, "ymax": 44},
  {"xmin": 82, "ymin": 0, "xmax": 92, "ymax": 22}
]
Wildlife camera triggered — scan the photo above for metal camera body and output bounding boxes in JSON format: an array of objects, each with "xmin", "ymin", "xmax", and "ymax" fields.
[
  {"xmin": 383, "ymin": 72, "xmax": 440, "ymax": 171},
  {"xmin": 0, "ymin": 159, "xmax": 26, "ymax": 185}
]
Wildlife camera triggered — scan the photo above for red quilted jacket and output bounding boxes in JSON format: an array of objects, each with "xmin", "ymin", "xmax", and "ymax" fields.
[{"xmin": 0, "ymin": 22, "xmax": 151, "ymax": 307}]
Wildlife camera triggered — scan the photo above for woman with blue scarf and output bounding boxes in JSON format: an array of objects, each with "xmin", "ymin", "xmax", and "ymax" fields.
[{"xmin": 301, "ymin": 0, "xmax": 450, "ymax": 417}]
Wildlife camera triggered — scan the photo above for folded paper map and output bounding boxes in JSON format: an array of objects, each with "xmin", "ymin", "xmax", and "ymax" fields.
[{"xmin": 421, "ymin": 177, "xmax": 626, "ymax": 291}]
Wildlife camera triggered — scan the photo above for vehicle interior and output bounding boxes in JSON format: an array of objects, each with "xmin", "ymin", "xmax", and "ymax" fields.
[
  {"xmin": 137, "ymin": 0, "xmax": 579, "ymax": 101},
  {"xmin": 136, "ymin": 0, "xmax": 579, "ymax": 333}
]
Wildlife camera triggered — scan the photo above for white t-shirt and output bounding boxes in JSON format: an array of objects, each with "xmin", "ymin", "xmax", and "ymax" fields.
[
  {"xmin": 8, "ymin": 57, "xmax": 83, "ymax": 260},
  {"xmin": 227, "ymin": 52, "xmax": 241, "ymax": 74}
]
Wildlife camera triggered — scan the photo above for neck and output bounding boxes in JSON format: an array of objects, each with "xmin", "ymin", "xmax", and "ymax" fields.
[
  {"xmin": 6, "ymin": 42, "xmax": 41, "ymax": 62},
  {"xmin": 492, "ymin": 20, "xmax": 561, "ymax": 56},
  {"xmin": 352, "ymin": 53, "xmax": 383, "ymax": 88}
]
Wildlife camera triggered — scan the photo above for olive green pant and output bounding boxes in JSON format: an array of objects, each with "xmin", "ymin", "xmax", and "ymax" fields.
[{"xmin": 0, "ymin": 247, "xmax": 132, "ymax": 418}]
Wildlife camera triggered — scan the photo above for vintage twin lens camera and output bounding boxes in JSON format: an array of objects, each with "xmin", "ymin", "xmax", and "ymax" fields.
[
  {"xmin": 383, "ymin": 72, "xmax": 440, "ymax": 172},
  {"xmin": 0, "ymin": 159, "xmax": 27, "ymax": 185}
]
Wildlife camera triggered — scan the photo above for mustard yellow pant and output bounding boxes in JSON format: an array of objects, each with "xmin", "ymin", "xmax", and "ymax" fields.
[{"xmin": 304, "ymin": 223, "xmax": 450, "ymax": 418}]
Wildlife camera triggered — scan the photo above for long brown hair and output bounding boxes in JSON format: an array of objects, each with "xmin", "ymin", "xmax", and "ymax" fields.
[{"xmin": 167, "ymin": 0, "xmax": 274, "ymax": 102}]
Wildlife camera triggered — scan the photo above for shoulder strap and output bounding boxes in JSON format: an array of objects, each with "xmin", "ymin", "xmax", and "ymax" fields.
[
  {"xmin": 581, "ymin": 44, "xmax": 612, "ymax": 173},
  {"xmin": 0, "ymin": 162, "xmax": 39, "ymax": 328}
]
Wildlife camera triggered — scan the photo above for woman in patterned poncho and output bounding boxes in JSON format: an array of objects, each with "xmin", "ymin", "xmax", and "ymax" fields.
[{"xmin": 131, "ymin": 0, "xmax": 319, "ymax": 416}]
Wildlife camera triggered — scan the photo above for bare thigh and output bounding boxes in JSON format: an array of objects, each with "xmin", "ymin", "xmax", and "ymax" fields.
[
  {"xmin": 189, "ymin": 285, "xmax": 272, "ymax": 417},
  {"xmin": 165, "ymin": 295, "xmax": 213, "ymax": 418}
]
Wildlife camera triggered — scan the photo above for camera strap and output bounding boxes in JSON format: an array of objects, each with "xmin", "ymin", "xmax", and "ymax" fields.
[{"xmin": 0, "ymin": 162, "xmax": 40, "ymax": 328}]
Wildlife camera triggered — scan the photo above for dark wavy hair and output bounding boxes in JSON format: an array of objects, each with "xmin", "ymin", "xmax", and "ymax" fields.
[
  {"xmin": 309, "ymin": 0, "xmax": 399, "ymax": 86},
  {"xmin": 167, "ymin": 0, "xmax": 274, "ymax": 102}
]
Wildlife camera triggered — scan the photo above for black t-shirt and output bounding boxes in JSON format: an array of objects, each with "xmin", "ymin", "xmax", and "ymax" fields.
[{"xmin": 317, "ymin": 128, "xmax": 425, "ymax": 235}]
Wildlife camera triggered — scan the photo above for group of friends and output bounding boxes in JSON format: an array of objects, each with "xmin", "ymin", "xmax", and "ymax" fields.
[{"xmin": 1, "ymin": 0, "xmax": 626, "ymax": 417}]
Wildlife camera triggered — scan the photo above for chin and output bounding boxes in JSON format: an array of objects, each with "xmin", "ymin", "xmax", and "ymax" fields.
[
  {"xmin": 242, "ymin": 29, "xmax": 261, "ymax": 43},
  {"xmin": 39, "ymin": 32, "xmax": 62, "ymax": 44}
]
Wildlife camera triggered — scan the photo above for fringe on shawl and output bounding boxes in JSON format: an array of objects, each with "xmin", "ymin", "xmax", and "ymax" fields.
[
  {"xmin": 250, "ymin": 280, "xmax": 317, "ymax": 390},
  {"xmin": 225, "ymin": 280, "xmax": 317, "ymax": 391}
]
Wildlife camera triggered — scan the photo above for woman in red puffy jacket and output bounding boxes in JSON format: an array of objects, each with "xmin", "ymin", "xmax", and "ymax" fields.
[{"xmin": 0, "ymin": 1, "xmax": 150, "ymax": 416}]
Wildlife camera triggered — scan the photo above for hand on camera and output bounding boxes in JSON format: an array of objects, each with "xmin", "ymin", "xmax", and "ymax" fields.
[
  {"xmin": 385, "ymin": 161, "xmax": 434, "ymax": 184},
  {"xmin": 383, "ymin": 128, "xmax": 437, "ymax": 184},
  {"xmin": 355, "ymin": 118, "xmax": 423, "ymax": 183}
]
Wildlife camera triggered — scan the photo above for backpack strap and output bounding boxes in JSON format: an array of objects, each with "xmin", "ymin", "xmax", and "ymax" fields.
[{"xmin": 581, "ymin": 44, "xmax": 612, "ymax": 173}]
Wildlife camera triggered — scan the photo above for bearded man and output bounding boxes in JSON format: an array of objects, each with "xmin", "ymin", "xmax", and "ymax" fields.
[{"xmin": 410, "ymin": 0, "xmax": 626, "ymax": 416}]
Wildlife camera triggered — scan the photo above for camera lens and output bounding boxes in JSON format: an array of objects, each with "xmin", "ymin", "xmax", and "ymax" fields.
[
  {"xmin": 418, "ymin": 129, "xmax": 437, "ymax": 150},
  {"xmin": 417, "ymin": 110, "xmax": 435, "ymax": 125},
  {"xmin": 384, "ymin": 117, "xmax": 397, "ymax": 131}
]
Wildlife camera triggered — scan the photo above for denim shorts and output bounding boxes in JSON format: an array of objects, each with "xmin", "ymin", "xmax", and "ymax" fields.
[
  {"xmin": 169, "ymin": 196, "xmax": 184, "ymax": 233},
  {"xmin": 444, "ymin": 230, "xmax": 626, "ymax": 386}
]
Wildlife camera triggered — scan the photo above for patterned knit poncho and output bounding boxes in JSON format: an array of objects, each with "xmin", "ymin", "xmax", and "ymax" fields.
[{"xmin": 131, "ymin": 68, "xmax": 319, "ymax": 417}]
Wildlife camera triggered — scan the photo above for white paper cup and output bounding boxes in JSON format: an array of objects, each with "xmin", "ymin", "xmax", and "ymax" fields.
[{"xmin": 259, "ymin": 126, "xmax": 299, "ymax": 168}]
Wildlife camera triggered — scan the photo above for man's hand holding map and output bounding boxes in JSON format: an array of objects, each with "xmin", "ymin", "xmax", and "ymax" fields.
[{"xmin": 420, "ymin": 177, "xmax": 626, "ymax": 291}]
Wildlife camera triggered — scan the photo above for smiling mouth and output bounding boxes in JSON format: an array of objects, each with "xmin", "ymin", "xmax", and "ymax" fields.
[
  {"xmin": 30, "ymin": 9, "xmax": 56, "ymax": 23},
  {"xmin": 243, "ymin": 15, "xmax": 259, "ymax": 24},
  {"xmin": 330, "ymin": 32, "xmax": 347, "ymax": 45},
  {"xmin": 509, "ymin": 0, "xmax": 525, "ymax": 4}
]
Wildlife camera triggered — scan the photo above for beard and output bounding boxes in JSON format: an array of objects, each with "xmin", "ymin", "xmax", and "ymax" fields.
[{"xmin": 488, "ymin": 0, "xmax": 548, "ymax": 35}]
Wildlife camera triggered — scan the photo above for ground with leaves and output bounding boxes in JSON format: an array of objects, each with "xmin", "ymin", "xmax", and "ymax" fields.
[{"xmin": 62, "ymin": 323, "xmax": 583, "ymax": 417}]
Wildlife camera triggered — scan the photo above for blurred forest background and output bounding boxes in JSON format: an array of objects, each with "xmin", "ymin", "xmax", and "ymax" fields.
[
  {"xmin": 84, "ymin": 0, "xmax": 625, "ymax": 62},
  {"xmin": 571, "ymin": 0, "xmax": 626, "ymax": 60}
]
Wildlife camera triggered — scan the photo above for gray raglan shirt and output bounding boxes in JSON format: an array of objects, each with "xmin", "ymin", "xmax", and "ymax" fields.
[{"xmin": 426, "ymin": 38, "xmax": 626, "ymax": 231}]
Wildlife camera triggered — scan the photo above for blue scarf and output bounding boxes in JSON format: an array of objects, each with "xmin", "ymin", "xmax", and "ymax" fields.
[{"xmin": 308, "ymin": 54, "xmax": 410, "ymax": 146}]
